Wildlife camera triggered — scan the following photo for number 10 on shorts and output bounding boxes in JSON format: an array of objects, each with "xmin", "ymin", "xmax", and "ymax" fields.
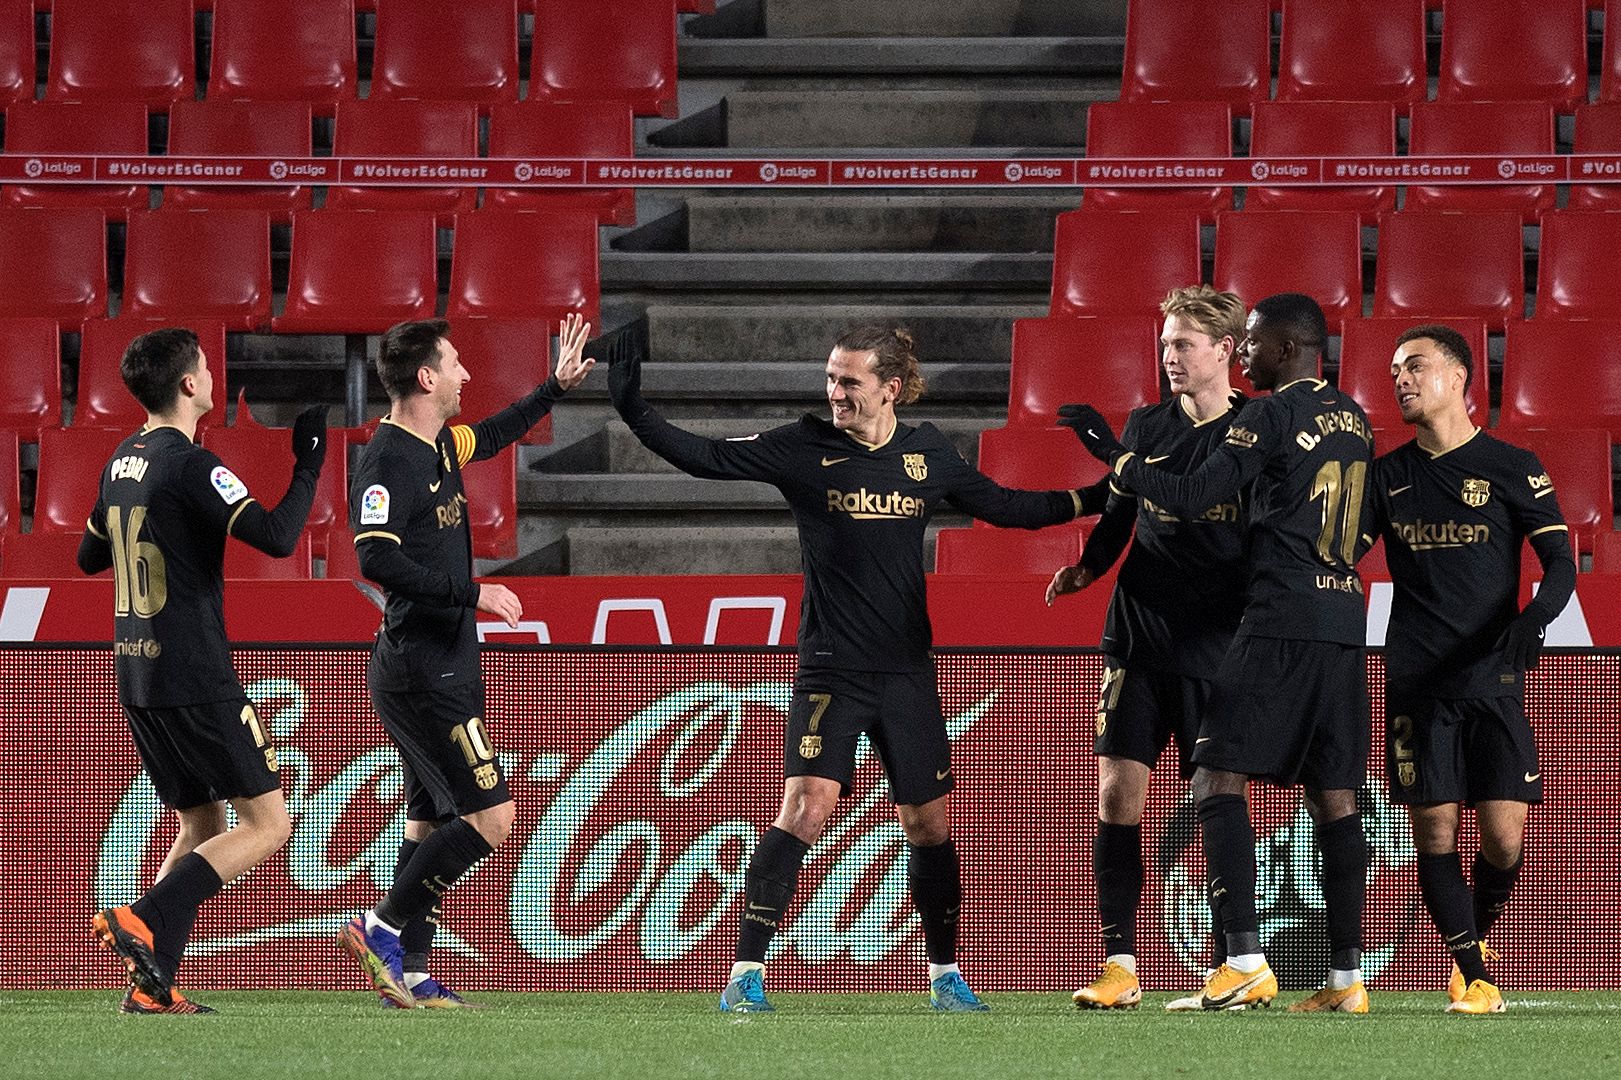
[{"xmin": 450, "ymin": 717, "xmax": 500, "ymax": 790}]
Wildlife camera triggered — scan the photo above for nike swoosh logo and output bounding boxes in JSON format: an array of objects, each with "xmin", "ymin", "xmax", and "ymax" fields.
[
  {"xmin": 936, "ymin": 769, "xmax": 951, "ymax": 781},
  {"xmin": 821, "ymin": 456, "xmax": 850, "ymax": 466},
  {"xmin": 429, "ymin": 480, "xmax": 442, "ymax": 492},
  {"xmin": 1524, "ymin": 772, "xmax": 1540, "ymax": 783},
  {"xmin": 1145, "ymin": 454, "xmax": 1171, "ymax": 464},
  {"xmin": 1196, "ymin": 737, "xmax": 1212, "ymax": 744},
  {"xmin": 747, "ymin": 902, "xmax": 774, "ymax": 912},
  {"xmin": 310, "ymin": 437, "xmax": 320, "ymax": 450},
  {"xmin": 1387, "ymin": 485, "xmax": 1413, "ymax": 497}
]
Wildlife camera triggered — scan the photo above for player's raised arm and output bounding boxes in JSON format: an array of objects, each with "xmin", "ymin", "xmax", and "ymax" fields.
[
  {"xmin": 224, "ymin": 405, "xmax": 326, "ymax": 557},
  {"xmin": 461, "ymin": 313, "xmax": 595, "ymax": 464}
]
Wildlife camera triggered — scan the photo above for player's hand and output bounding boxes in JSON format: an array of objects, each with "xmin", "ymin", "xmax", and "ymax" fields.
[
  {"xmin": 291, "ymin": 404, "xmax": 328, "ymax": 473},
  {"xmin": 1045, "ymin": 563, "xmax": 1095, "ymax": 606},
  {"xmin": 608, "ymin": 346, "xmax": 645, "ymax": 417},
  {"xmin": 1057, "ymin": 404, "xmax": 1125, "ymax": 465},
  {"xmin": 477, "ymin": 582, "xmax": 523, "ymax": 628},
  {"xmin": 1496, "ymin": 610, "xmax": 1547, "ymax": 672},
  {"xmin": 554, "ymin": 312, "xmax": 596, "ymax": 391}
]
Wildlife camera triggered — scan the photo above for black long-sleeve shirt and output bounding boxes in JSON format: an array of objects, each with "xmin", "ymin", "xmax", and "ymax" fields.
[
  {"xmin": 79, "ymin": 425, "xmax": 318, "ymax": 707},
  {"xmin": 350, "ymin": 378, "xmax": 564, "ymax": 691},
  {"xmin": 623, "ymin": 407, "xmax": 1082, "ymax": 672}
]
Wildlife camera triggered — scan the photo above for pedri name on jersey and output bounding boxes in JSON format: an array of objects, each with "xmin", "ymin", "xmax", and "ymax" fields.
[
  {"xmin": 825, "ymin": 487, "xmax": 927, "ymax": 520},
  {"xmin": 109, "ymin": 455, "xmax": 150, "ymax": 483}
]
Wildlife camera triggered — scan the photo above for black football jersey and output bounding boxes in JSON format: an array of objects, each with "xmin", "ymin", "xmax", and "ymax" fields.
[
  {"xmin": 626, "ymin": 412, "xmax": 1080, "ymax": 672},
  {"xmin": 1087, "ymin": 393, "xmax": 1249, "ymax": 675},
  {"xmin": 1370, "ymin": 430, "xmax": 1570, "ymax": 697},
  {"xmin": 1115, "ymin": 378, "xmax": 1375, "ymax": 646},
  {"xmin": 85, "ymin": 427, "xmax": 258, "ymax": 707}
]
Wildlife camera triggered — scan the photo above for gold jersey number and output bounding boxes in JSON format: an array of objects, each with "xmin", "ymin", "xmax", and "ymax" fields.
[
  {"xmin": 1310, "ymin": 460, "xmax": 1368, "ymax": 567},
  {"xmin": 106, "ymin": 505, "xmax": 168, "ymax": 618}
]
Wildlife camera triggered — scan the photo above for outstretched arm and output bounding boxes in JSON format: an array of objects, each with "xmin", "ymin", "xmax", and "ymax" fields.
[
  {"xmin": 461, "ymin": 313, "xmax": 597, "ymax": 464},
  {"xmin": 1059, "ymin": 403, "xmax": 1267, "ymax": 518},
  {"xmin": 608, "ymin": 347, "xmax": 785, "ymax": 481},
  {"xmin": 225, "ymin": 406, "xmax": 326, "ymax": 557}
]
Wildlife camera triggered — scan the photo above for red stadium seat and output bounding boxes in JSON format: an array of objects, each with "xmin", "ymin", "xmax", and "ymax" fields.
[
  {"xmin": 1049, "ymin": 210, "xmax": 1202, "ymax": 319},
  {"xmin": 273, "ymin": 210, "xmax": 438, "ymax": 334},
  {"xmin": 371, "ymin": 0, "xmax": 519, "ymax": 108},
  {"xmin": 977, "ymin": 426, "xmax": 1113, "ymax": 491},
  {"xmin": 447, "ymin": 211, "xmax": 600, "ymax": 327},
  {"xmin": 1337, "ymin": 317, "xmax": 1490, "ymax": 428},
  {"xmin": 0, "ymin": 430, "xmax": 17, "ymax": 536},
  {"xmin": 449, "ymin": 317, "xmax": 556, "ymax": 445},
  {"xmin": 486, "ymin": 101, "xmax": 637, "ymax": 225},
  {"xmin": 1246, "ymin": 101, "xmax": 1398, "ymax": 222},
  {"xmin": 0, "ymin": 0, "xmax": 31, "ymax": 108},
  {"xmin": 0, "ymin": 209, "xmax": 108, "ymax": 330},
  {"xmin": 1405, "ymin": 102, "xmax": 1557, "ymax": 221},
  {"xmin": 1438, "ymin": 0, "xmax": 1587, "ymax": 110},
  {"xmin": 1213, "ymin": 211, "xmax": 1362, "ymax": 323},
  {"xmin": 323, "ymin": 524, "xmax": 363, "ymax": 581},
  {"xmin": 121, "ymin": 210, "xmax": 272, "ymax": 331},
  {"xmin": 677, "ymin": 0, "xmax": 715, "ymax": 11},
  {"xmin": 1121, "ymin": 0, "xmax": 1270, "ymax": 114},
  {"xmin": 0, "ymin": 318, "xmax": 61, "ymax": 437},
  {"xmin": 1081, "ymin": 101, "xmax": 1233, "ymax": 219},
  {"xmin": 0, "ymin": 531, "xmax": 107, "ymax": 578},
  {"xmin": 164, "ymin": 100, "xmax": 315, "ymax": 221},
  {"xmin": 1499, "ymin": 428, "xmax": 1613, "ymax": 556},
  {"xmin": 1604, "ymin": 0, "xmax": 1621, "ymax": 102},
  {"xmin": 1569, "ymin": 104, "xmax": 1621, "ymax": 210},
  {"xmin": 459, "ymin": 446, "xmax": 517, "ymax": 560},
  {"xmin": 76, "ymin": 320, "xmax": 228, "ymax": 431},
  {"xmin": 1500, "ymin": 319, "xmax": 1621, "ymax": 441},
  {"xmin": 225, "ymin": 530, "xmax": 314, "ymax": 579},
  {"xmin": 1535, "ymin": 211, "xmax": 1621, "ymax": 320},
  {"xmin": 1372, "ymin": 212, "xmax": 1525, "ymax": 329},
  {"xmin": 325, "ymin": 100, "xmax": 479, "ymax": 226},
  {"xmin": 0, "ymin": 101, "xmax": 149, "ymax": 220},
  {"xmin": 1006, "ymin": 315, "xmax": 1160, "ymax": 432},
  {"xmin": 934, "ymin": 523, "xmax": 1085, "ymax": 575},
  {"xmin": 1276, "ymin": 0, "xmax": 1427, "ymax": 106},
  {"xmin": 208, "ymin": 0, "xmax": 358, "ymax": 113},
  {"xmin": 45, "ymin": 0, "xmax": 194, "ymax": 109},
  {"xmin": 202, "ymin": 424, "xmax": 349, "ymax": 557},
  {"xmin": 1592, "ymin": 529, "xmax": 1621, "ymax": 574},
  {"xmin": 33, "ymin": 426, "xmax": 126, "ymax": 533},
  {"xmin": 532, "ymin": 0, "xmax": 679, "ymax": 118}
]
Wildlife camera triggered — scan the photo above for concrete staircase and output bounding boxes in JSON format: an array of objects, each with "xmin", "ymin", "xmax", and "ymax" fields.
[{"xmin": 516, "ymin": 0, "xmax": 1128, "ymax": 575}]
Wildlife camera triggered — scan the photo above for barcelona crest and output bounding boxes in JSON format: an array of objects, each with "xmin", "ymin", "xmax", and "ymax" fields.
[
  {"xmin": 1398, "ymin": 762, "xmax": 1416, "ymax": 787},
  {"xmin": 799, "ymin": 735, "xmax": 823, "ymax": 759},
  {"xmin": 903, "ymin": 453, "xmax": 927, "ymax": 482},
  {"xmin": 1461, "ymin": 478, "xmax": 1491, "ymax": 508}
]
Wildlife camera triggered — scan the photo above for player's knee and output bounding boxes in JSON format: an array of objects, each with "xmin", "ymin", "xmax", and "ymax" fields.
[
  {"xmin": 899, "ymin": 817, "xmax": 949, "ymax": 847},
  {"xmin": 1478, "ymin": 829, "xmax": 1523, "ymax": 869},
  {"xmin": 469, "ymin": 800, "xmax": 516, "ymax": 849},
  {"xmin": 256, "ymin": 804, "xmax": 293, "ymax": 852},
  {"xmin": 177, "ymin": 804, "xmax": 228, "ymax": 844},
  {"xmin": 776, "ymin": 801, "xmax": 833, "ymax": 843},
  {"xmin": 1097, "ymin": 763, "xmax": 1148, "ymax": 825}
]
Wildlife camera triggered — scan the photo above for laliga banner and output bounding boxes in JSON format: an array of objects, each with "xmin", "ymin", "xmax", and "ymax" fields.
[{"xmin": 3, "ymin": 646, "xmax": 1618, "ymax": 993}]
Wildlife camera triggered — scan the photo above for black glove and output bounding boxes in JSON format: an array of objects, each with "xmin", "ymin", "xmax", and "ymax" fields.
[
  {"xmin": 1056, "ymin": 403, "xmax": 1125, "ymax": 465},
  {"xmin": 291, "ymin": 404, "xmax": 328, "ymax": 474},
  {"xmin": 1495, "ymin": 610, "xmax": 1548, "ymax": 672},
  {"xmin": 608, "ymin": 350, "xmax": 646, "ymax": 420}
]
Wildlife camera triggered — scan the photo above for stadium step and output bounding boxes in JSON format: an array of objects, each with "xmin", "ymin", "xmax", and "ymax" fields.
[
  {"xmin": 600, "ymin": 251, "xmax": 1054, "ymax": 290},
  {"xmin": 677, "ymin": 37, "xmax": 1125, "ymax": 78},
  {"xmin": 720, "ymin": 88, "xmax": 1106, "ymax": 149},
  {"xmin": 565, "ymin": 358, "xmax": 1008, "ymax": 402},
  {"xmin": 684, "ymin": 195, "xmax": 1073, "ymax": 253},
  {"xmin": 753, "ymin": 0, "xmax": 1127, "ymax": 37}
]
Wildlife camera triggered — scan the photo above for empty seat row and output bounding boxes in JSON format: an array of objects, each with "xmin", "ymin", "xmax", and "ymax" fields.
[
  {"xmin": 1051, "ymin": 208, "xmax": 1621, "ymax": 329},
  {"xmin": 1124, "ymin": 0, "xmax": 1609, "ymax": 113},
  {"xmin": 0, "ymin": 206, "xmax": 601, "ymax": 333},
  {"xmin": 0, "ymin": 98, "xmax": 637, "ymax": 226},
  {"xmin": 0, "ymin": 0, "xmax": 678, "ymax": 116}
]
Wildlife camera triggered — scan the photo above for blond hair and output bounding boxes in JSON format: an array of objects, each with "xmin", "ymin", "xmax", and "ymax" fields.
[
  {"xmin": 1160, "ymin": 285, "xmax": 1246, "ymax": 346},
  {"xmin": 833, "ymin": 325, "xmax": 925, "ymax": 405}
]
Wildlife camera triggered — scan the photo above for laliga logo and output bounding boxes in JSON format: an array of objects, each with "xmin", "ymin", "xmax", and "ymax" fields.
[
  {"xmin": 94, "ymin": 676, "xmax": 997, "ymax": 966},
  {"xmin": 760, "ymin": 163, "xmax": 779, "ymax": 183},
  {"xmin": 24, "ymin": 158, "xmax": 42, "ymax": 178},
  {"xmin": 1251, "ymin": 161, "xmax": 1270, "ymax": 181},
  {"xmin": 515, "ymin": 162, "xmax": 534, "ymax": 182},
  {"xmin": 1498, "ymin": 159, "xmax": 1517, "ymax": 179},
  {"xmin": 1004, "ymin": 163, "xmax": 1024, "ymax": 182},
  {"xmin": 269, "ymin": 160, "xmax": 289, "ymax": 180}
]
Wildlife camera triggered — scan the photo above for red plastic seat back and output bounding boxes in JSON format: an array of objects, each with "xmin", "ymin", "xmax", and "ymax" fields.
[
  {"xmin": 76, "ymin": 319, "xmax": 228, "ymax": 432},
  {"xmin": 1500, "ymin": 319, "xmax": 1621, "ymax": 441},
  {"xmin": 273, "ymin": 210, "xmax": 438, "ymax": 334},
  {"xmin": 45, "ymin": 0, "xmax": 195, "ymax": 108},
  {"xmin": 532, "ymin": 0, "xmax": 679, "ymax": 118},
  {"xmin": 977, "ymin": 426, "xmax": 1114, "ymax": 492},
  {"xmin": 35, "ymin": 426, "xmax": 128, "ymax": 533},
  {"xmin": 0, "ymin": 101, "xmax": 149, "ymax": 220},
  {"xmin": 1277, "ymin": 0, "xmax": 1427, "ymax": 105},
  {"xmin": 1372, "ymin": 212, "xmax": 1524, "ymax": 329},
  {"xmin": 1438, "ymin": 0, "xmax": 1587, "ymax": 110},
  {"xmin": 486, "ymin": 101, "xmax": 637, "ymax": 225},
  {"xmin": 1535, "ymin": 211, "xmax": 1621, "ymax": 320},
  {"xmin": 1081, "ymin": 101, "xmax": 1233, "ymax": 219},
  {"xmin": 1499, "ymin": 428, "xmax": 1613, "ymax": 554},
  {"xmin": 0, "ymin": 0, "xmax": 33, "ymax": 107},
  {"xmin": 0, "ymin": 430, "xmax": 18, "ymax": 536},
  {"xmin": 325, "ymin": 100, "xmax": 479, "ymax": 224},
  {"xmin": 450, "ymin": 317, "xmax": 556, "ymax": 445},
  {"xmin": 1247, "ymin": 101, "xmax": 1398, "ymax": 221},
  {"xmin": 208, "ymin": 0, "xmax": 357, "ymax": 112},
  {"xmin": 0, "ymin": 318, "xmax": 61, "ymax": 437},
  {"xmin": 1213, "ymin": 211, "xmax": 1362, "ymax": 323},
  {"xmin": 934, "ymin": 524, "xmax": 1085, "ymax": 575},
  {"xmin": 0, "ymin": 209, "xmax": 108, "ymax": 329},
  {"xmin": 202, "ymin": 424, "xmax": 349, "ymax": 556},
  {"xmin": 1405, "ymin": 102, "xmax": 1557, "ymax": 220},
  {"xmin": 225, "ymin": 530, "xmax": 314, "ymax": 579},
  {"xmin": 1337, "ymin": 317, "xmax": 1489, "ymax": 429},
  {"xmin": 1121, "ymin": 0, "xmax": 1271, "ymax": 113},
  {"xmin": 1007, "ymin": 316, "xmax": 1160, "ymax": 431},
  {"xmin": 1050, "ymin": 210, "xmax": 1202, "ymax": 319},
  {"xmin": 165, "ymin": 100, "xmax": 315, "ymax": 220},
  {"xmin": 459, "ymin": 446, "xmax": 517, "ymax": 560},
  {"xmin": 371, "ymin": 0, "xmax": 519, "ymax": 107},
  {"xmin": 447, "ymin": 211, "xmax": 601, "ymax": 327},
  {"xmin": 121, "ymin": 210, "xmax": 273, "ymax": 331}
]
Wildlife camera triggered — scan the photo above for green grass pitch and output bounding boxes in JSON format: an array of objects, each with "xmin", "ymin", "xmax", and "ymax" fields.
[{"xmin": 5, "ymin": 991, "xmax": 1619, "ymax": 1080}]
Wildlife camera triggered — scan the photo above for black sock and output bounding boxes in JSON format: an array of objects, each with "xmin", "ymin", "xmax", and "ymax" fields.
[
  {"xmin": 1094, "ymin": 823, "xmax": 1142, "ymax": 958},
  {"xmin": 1472, "ymin": 851, "xmax": 1522, "ymax": 939},
  {"xmin": 1207, "ymin": 875, "xmax": 1227, "ymax": 966},
  {"xmin": 1318, "ymin": 813, "xmax": 1367, "ymax": 972},
  {"xmin": 909, "ymin": 839, "xmax": 963, "ymax": 966},
  {"xmin": 130, "ymin": 852, "xmax": 225, "ymax": 982},
  {"xmin": 393, "ymin": 837, "xmax": 438, "ymax": 974},
  {"xmin": 376, "ymin": 818, "xmax": 493, "ymax": 930},
  {"xmin": 1198, "ymin": 794, "xmax": 1259, "ymax": 958},
  {"xmin": 1417, "ymin": 851, "xmax": 1490, "ymax": 984},
  {"xmin": 736, "ymin": 827, "xmax": 809, "ymax": 963}
]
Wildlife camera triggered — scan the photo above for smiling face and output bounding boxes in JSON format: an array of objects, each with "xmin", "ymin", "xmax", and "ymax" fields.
[
  {"xmin": 1391, "ymin": 336, "xmax": 1467, "ymax": 425},
  {"xmin": 1159, "ymin": 314, "xmax": 1232, "ymax": 399},
  {"xmin": 826, "ymin": 346, "xmax": 899, "ymax": 442},
  {"xmin": 425, "ymin": 337, "xmax": 470, "ymax": 421},
  {"xmin": 1235, "ymin": 309, "xmax": 1287, "ymax": 392}
]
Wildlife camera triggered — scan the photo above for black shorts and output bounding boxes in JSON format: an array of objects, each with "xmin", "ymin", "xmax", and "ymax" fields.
[
  {"xmin": 371, "ymin": 681, "xmax": 511, "ymax": 820},
  {"xmin": 1385, "ymin": 692, "xmax": 1542, "ymax": 807},
  {"xmin": 1195, "ymin": 636, "xmax": 1370, "ymax": 790},
  {"xmin": 784, "ymin": 667, "xmax": 953, "ymax": 807},
  {"xmin": 1095, "ymin": 658, "xmax": 1213, "ymax": 779},
  {"xmin": 124, "ymin": 696, "xmax": 281, "ymax": 810}
]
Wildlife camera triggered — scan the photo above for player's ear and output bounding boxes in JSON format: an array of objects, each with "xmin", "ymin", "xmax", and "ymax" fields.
[{"xmin": 416, "ymin": 364, "xmax": 436, "ymax": 394}]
